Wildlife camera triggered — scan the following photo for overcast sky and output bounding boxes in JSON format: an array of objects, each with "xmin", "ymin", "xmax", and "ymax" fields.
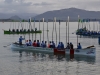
[{"xmin": 0, "ymin": 0, "xmax": 100, "ymax": 14}]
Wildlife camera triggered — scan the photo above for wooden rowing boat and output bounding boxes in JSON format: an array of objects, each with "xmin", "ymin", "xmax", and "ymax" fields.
[{"xmin": 11, "ymin": 43, "xmax": 96, "ymax": 57}]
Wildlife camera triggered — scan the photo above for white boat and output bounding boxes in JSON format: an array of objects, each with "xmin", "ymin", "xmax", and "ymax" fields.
[{"xmin": 11, "ymin": 43, "xmax": 96, "ymax": 57}]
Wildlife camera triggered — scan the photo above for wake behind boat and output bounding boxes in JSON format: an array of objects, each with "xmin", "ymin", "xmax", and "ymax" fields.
[{"xmin": 11, "ymin": 43, "xmax": 96, "ymax": 57}]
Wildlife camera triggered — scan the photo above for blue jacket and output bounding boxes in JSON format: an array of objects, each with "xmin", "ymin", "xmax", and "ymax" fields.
[
  {"xmin": 37, "ymin": 42, "xmax": 40, "ymax": 47},
  {"xmin": 29, "ymin": 41, "xmax": 32, "ymax": 46},
  {"xmin": 77, "ymin": 45, "xmax": 82, "ymax": 49},
  {"xmin": 41, "ymin": 41, "xmax": 44, "ymax": 47},
  {"xmin": 61, "ymin": 42, "xmax": 64, "ymax": 49},
  {"xmin": 57, "ymin": 42, "xmax": 61, "ymax": 49},
  {"xmin": 52, "ymin": 41, "xmax": 55, "ymax": 48},
  {"xmin": 19, "ymin": 37, "xmax": 24, "ymax": 43}
]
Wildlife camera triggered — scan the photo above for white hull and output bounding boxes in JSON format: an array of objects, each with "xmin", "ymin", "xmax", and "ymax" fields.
[{"xmin": 11, "ymin": 43, "xmax": 96, "ymax": 57}]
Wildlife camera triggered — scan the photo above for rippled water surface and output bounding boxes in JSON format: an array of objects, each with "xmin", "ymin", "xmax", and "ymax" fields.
[{"xmin": 0, "ymin": 22, "xmax": 100, "ymax": 75}]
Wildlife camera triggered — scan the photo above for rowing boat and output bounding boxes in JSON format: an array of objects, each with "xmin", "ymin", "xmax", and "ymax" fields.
[
  {"xmin": 11, "ymin": 43, "xmax": 96, "ymax": 57},
  {"xmin": 4, "ymin": 30, "xmax": 42, "ymax": 34}
]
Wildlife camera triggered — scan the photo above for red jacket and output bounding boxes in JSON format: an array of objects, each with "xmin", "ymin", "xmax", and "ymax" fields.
[{"xmin": 33, "ymin": 42, "xmax": 37, "ymax": 47}]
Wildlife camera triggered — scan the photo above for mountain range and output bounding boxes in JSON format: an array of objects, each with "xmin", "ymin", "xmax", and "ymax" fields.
[{"xmin": 1, "ymin": 8, "xmax": 100, "ymax": 21}]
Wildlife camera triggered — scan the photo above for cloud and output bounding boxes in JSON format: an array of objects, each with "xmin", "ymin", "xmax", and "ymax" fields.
[
  {"xmin": 4, "ymin": 0, "xmax": 13, "ymax": 3},
  {"xmin": 0, "ymin": 0, "xmax": 100, "ymax": 14}
]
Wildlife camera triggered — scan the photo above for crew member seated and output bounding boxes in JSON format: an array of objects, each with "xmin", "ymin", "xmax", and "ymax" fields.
[
  {"xmin": 77, "ymin": 43, "xmax": 82, "ymax": 49},
  {"xmin": 20, "ymin": 29, "xmax": 22, "ymax": 32},
  {"xmin": 24, "ymin": 29, "xmax": 26, "ymax": 32},
  {"xmin": 50, "ymin": 41, "xmax": 53, "ymax": 48},
  {"xmin": 52, "ymin": 41, "xmax": 55, "ymax": 48},
  {"xmin": 16, "ymin": 29, "xmax": 19, "ymax": 32},
  {"xmin": 12, "ymin": 29, "xmax": 15, "ymax": 32},
  {"xmin": 43, "ymin": 41, "xmax": 47, "ymax": 48},
  {"xmin": 26, "ymin": 40, "xmax": 29, "ymax": 46},
  {"xmin": 33, "ymin": 40, "xmax": 37, "ymax": 47},
  {"xmin": 29, "ymin": 40, "xmax": 32, "ymax": 46},
  {"xmin": 48, "ymin": 41, "xmax": 51, "ymax": 48},
  {"xmin": 35, "ymin": 28, "xmax": 37, "ymax": 31},
  {"xmin": 27, "ymin": 29, "xmax": 30, "ymax": 32},
  {"xmin": 37, "ymin": 40, "xmax": 40, "ymax": 47},
  {"xmin": 57, "ymin": 42, "xmax": 61, "ymax": 49},
  {"xmin": 66, "ymin": 43, "xmax": 70, "ymax": 49},
  {"xmin": 41, "ymin": 41, "xmax": 44, "ymax": 47},
  {"xmin": 61, "ymin": 42, "xmax": 64, "ymax": 49}
]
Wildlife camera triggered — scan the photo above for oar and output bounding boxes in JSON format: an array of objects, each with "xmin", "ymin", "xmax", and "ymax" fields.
[
  {"xmin": 3, "ymin": 44, "xmax": 11, "ymax": 47},
  {"xmin": 86, "ymin": 45, "xmax": 94, "ymax": 48},
  {"xmin": 3, "ymin": 41, "xmax": 19, "ymax": 47},
  {"xmin": 84, "ymin": 45, "xmax": 94, "ymax": 49}
]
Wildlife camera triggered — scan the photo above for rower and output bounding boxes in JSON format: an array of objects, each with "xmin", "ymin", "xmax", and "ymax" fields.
[
  {"xmin": 50, "ymin": 41, "xmax": 53, "ymax": 48},
  {"xmin": 61, "ymin": 42, "xmax": 64, "ymax": 49},
  {"xmin": 70, "ymin": 42, "xmax": 73, "ymax": 48},
  {"xmin": 29, "ymin": 40, "xmax": 32, "ymax": 46},
  {"xmin": 35, "ymin": 28, "xmax": 37, "ymax": 31},
  {"xmin": 52, "ymin": 41, "xmax": 55, "ymax": 48},
  {"xmin": 66, "ymin": 43, "xmax": 70, "ymax": 49},
  {"xmin": 26, "ymin": 40, "xmax": 29, "ymax": 46},
  {"xmin": 41, "ymin": 41, "xmax": 44, "ymax": 47},
  {"xmin": 27, "ymin": 29, "xmax": 30, "ymax": 32},
  {"xmin": 33, "ymin": 40, "xmax": 37, "ymax": 47},
  {"xmin": 20, "ymin": 29, "xmax": 22, "ymax": 32},
  {"xmin": 16, "ymin": 29, "xmax": 19, "ymax": 32},
  {"xmin": 19, "ymin": 36, "xmax": 25, "ymax": 45},
  {"xmin": 24, "ymin": 29, "xmax": 26, "ymax": 32},
  {"xmin": 48, "ymin": 41, "xmax": 51, "ymax": 48},
  {"xmin": 77, "ymin": 43, "xmax": 82, "ymax": 49},
  {"xmin": 57, "ymin": 42, "xmax": 61, "ymax": 49},
  {"xmin": 43, "ymin": 41, "xmax": 47, "ymax": 47},
  {"xmin": 12, "ymin": 29, "xmax": 15, "ymax": 32},
  {"xmin": 37, "ymin": 40, "xmax": 40, "ymax": 47}
]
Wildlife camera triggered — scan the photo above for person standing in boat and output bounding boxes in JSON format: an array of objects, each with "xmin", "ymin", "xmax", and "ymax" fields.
[
  {"xmin": 19, "ymin": 36, "xmax": 25, "ymax": 45},
  {"xmin": 77, "ymin": 43, "xmax": 82, "ymax": 49}
]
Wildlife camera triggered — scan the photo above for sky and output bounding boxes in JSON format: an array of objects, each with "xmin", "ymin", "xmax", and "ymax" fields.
[{"xmin": 0, "ymin": 0, "xmax": 100, "ymax": 14}]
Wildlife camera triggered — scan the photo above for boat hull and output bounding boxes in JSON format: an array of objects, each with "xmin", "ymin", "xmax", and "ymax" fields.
[
  {"xmin": 4, "ymin": 30, "xmax": 42, "ymax": 34},
  {"xmin": 11, "ymin": 43, "xmax": 96, "ymax": 57}
]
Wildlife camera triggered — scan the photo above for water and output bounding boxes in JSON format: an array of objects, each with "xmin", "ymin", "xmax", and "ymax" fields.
[{"xmin": 0, "ymin": 22, "xmax": 100, "ymax": 75}]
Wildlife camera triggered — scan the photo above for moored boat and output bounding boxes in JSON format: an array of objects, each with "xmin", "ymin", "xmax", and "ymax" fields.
[
  {"xmin": 4, "ymin": 30, "xmax": 42, "ymax": 34},
  {"xmin": 11, "ymin": 43, "xmax": 96, "ymax": 57}
]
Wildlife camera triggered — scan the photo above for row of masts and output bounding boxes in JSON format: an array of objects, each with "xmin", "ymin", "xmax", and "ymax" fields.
[{"xmin": 27, "ymin": 17, "xmax": 71, "ymax": 47}]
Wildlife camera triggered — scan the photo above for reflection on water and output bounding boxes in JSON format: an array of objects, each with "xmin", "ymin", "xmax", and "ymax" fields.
[{"xmin": 11, "ymin": 50, "xmax": 96, "ymax": 75}]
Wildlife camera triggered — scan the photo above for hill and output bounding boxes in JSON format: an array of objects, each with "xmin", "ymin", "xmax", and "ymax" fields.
[{"xmin": 33, "ymin": 8, "xmax": 100, "ymax": 21}]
